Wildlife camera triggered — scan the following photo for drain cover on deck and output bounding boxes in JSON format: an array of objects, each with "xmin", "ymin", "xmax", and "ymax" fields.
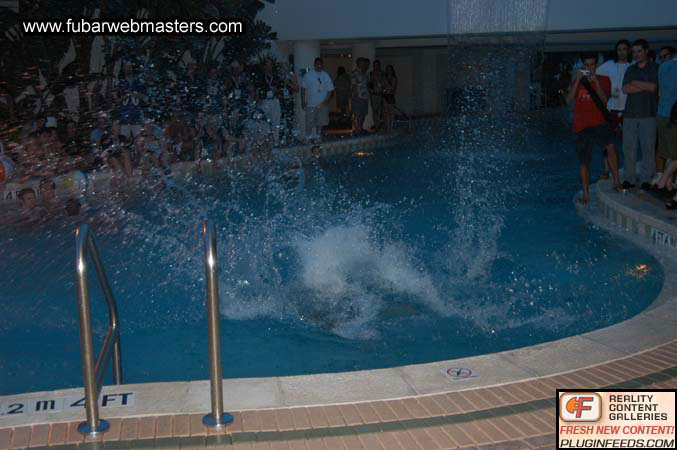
[{"xmin": 443, "ymin": 367, "xmax": 477, "ymax": 381}]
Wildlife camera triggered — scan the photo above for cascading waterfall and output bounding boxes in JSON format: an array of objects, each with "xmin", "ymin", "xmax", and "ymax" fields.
[{"xmin": 444, "ymin": 0, "xmax": 550, "ymax": 284}]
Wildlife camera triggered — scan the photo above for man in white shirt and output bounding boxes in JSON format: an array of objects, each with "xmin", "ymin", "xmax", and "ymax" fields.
[
  {"xmin": 596, "ymin": 39, "xmax": 631, "ymax": 179},
  {"xmin": 301, "ymin": 57, "xmax": 334, "ymax": 143}
]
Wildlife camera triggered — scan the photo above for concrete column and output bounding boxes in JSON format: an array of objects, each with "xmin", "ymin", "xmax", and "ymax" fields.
[
  {"xmin": 422, "ymin": 50, "xmax": 437, "ymax": 115},
  {"xmin": 293, "ymin": 40, "xmax": 320, "ymax": 141},
  {"xmin": 351, "ymin": 42, "xmax": 376, "ymax": 130}
]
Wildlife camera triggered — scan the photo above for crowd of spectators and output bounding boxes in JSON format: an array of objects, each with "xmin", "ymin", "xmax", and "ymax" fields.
[
  {"xmin": 1, "ymin": 58, "xmax": 303, "ymax": 182},
  {"xmin": 0, "ymin": 54, "xmax": 401, "ymax": 223},
  {"xmin": 567, "ymin": 39, "xmax": 677, "ymax": 208},
  {"xmin": 0, "ymin": 57, "xmax": 305, "ymax": 222}
]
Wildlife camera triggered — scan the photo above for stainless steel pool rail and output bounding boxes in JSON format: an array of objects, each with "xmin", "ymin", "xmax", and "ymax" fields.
[
  {"xmin": 202, "ymin": 220, "xmax": 234, "ymax": 428},
  {"xmin": 75, "ymin": 224, "xmax": 123, "ymax": 435}
]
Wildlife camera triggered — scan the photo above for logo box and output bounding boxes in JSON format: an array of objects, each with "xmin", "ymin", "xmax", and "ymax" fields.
[
  {"xmin": 559, "ymin": 392, "xmax": 602, "ymax": 422},
  {"xmin": 556, "ymin": 388, "xmax": 676, "ymax": 450}
]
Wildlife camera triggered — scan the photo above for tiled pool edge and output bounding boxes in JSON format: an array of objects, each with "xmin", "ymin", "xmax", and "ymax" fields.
[
  {"xmin": 1, "ymin": 345, "xmax": 675, "ymax": 449},
  {"xmin": 1, "ymin": 174, "xmax": 675, "ymax": 432}
]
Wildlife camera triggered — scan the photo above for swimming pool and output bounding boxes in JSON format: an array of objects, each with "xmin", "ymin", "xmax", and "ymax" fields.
[{"xmin": 0, "ymin": 112, "xmax": 663, "ymax": 396}]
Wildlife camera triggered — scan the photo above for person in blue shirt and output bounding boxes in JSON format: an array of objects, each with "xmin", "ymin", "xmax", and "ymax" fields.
[
  {"xmin": 115, "ymin": 61, "xmax": 147, "ymax": 140},
  {"xmin": 652, "ymin": 51, "xmax": 677, "ymax": 208}
]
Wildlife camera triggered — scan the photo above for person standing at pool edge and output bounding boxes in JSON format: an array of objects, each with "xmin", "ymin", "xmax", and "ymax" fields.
[
  {"xmin": 301, "ymin": 57, "xmax": 334, "ymax": 144},
  {"xmin": 622, "ymin": 39, "xmax": 659, "ymax": 189},
  {"xmin": 596, "ymin": 39, "xmax": 631, "ymax": 178},
  {"xmin": 567, "ymin": 53, "xmax": 622, "ymax": 204}
]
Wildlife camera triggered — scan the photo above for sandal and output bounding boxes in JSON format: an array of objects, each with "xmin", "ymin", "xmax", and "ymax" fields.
[{"xmin": 666, "ymin": 199, "xmax": 677, "ymax": 210}]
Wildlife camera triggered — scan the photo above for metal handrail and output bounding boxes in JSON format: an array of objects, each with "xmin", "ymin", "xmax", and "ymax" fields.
[
  {"xmin": 202, "ymin": 221, "xmax": 233, "ymax": 428},
  {"xmin": 75, "ymin": 224, "xmax": 123, "ymax": 435}
]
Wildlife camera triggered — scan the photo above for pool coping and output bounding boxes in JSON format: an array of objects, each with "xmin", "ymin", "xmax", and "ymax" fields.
[{"xmin": 1, "ymin": 170, "xmax": 676, "ymax": 432}]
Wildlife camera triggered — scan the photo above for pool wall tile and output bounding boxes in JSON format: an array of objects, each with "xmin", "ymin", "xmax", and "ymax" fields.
[
  {"xmin": 137, "ymin": 417, "xmax": 156, "ymax": 439},
  {"xmin": 491, "ymin": 417, "xmax": 524, "ymax": 440},
  {"xmin": 470, "ymin": 389, "xmax": 505, "ymax": 409},
  {"xmin": 414, "ymin": 396, "xmax": 445, "ymax": 417},
  {"xmin": 257, "ymin": 409, "xmax": 279, "ymax": 432},
  {"xmin": 445, "ymin": 392, "xmax": 474, "ymax": 413},
  {"xmin": 154, "ymin": 416, "xmax": 173, "ymax": 438},
  {"xmin": 457, "ymin": 421, "xmax": 493, "ymax": 445},
  {"xmin": 65, "ymin": 422, "xmax": 83, "ymax": 444},
  {"xmin": 406, "ymin": 428, "xmax": 440, "ymax": 449},
  {"xmin": 586, "ymin": 366, "xmax": 624, "ymax": 384},
  {"xmin": 375, "ymin": 432, "xmax": 404, "ymax": 450},
  {"xmin": 171, "ymin": 414, "xmax": 190, "ymax": 437},
  {"xmin": 381, "ymin": 401, "xmax": 412, "ymax": 421},
  {"xmin": 653, "ymin": 349, "xmax": 677, "ymax": 363},
  {"xmin": 337, "ymin": 405, "xmax": 364, "ymax": 426},
  {"xmin": 229, "ymin": 441, "xmax": 253, "ymax": 450},
  {"xmin": 522, "ymin": 412, "xmax": 551, "ymax": 433},
  {"xmin": 302, "ymin": 437, "xmax": 325, "ymax": 450},
  {"xmin": 273, "ymin": 410, "xmax": 294, "ymax": 432},
  {"xmin": 0, "ymin": 429, "xmax": 11, "ymax": 450},
  {"xmin": 524, "ymin": 380, "xmax": 554, "ymax": 398},
  {"xmin": 524, "ymin": 434, "xmax": 556, "ymax": 448},
  {"xmin": 28, "ymin": 424, "xmax": 49, "ymax": 448},
  {"xmin": 320, "ymin": 407, "xmax": 345, "ymax": 428},
  {"xmin": 604, "ymin": 360, "xmax": 646, "ymax": 378},
  {"xmin": 568, "ymin": 369, "xmax": 607, "ymax": 387},
  {"xmin": 305, "ymin": 407, "xmax": 328, "ymax": 429},
  {"xmin": 424, "ymin": 395, "xmax": 456, "ymax": 416},
  {"xmin": 501, "ymin": 413, "xmax": 541, "ymax": 437},
  {"xmin": 638, "ymin": 352, "xmax": 674, "ymax": 369},
  {"xmin": 119, "ymin": 418, "xmax": 139, "ymax": 441},
  {"xmin": 270, "ymin": 441, "xmax": 291, "ymax": 450},
  {"xmin": 531, "ymin": 377, "xmax": 559, "ymax": 392},
  {"xmin": 352, "ymin": 404, "xmax": 379, "ymax": 425},
  {"xmin": 442, "ymin": 423, "xmax": 473, "ymax": 447},
  {"xmin": 390, "ymin": 428, "xmax": 420, "ymax": 449},
  {"xmin": 240, "ymin": 410, "xmax": 260, "ymax": 433},
  {"xmin": 509, "ymin": 383, "xmax": 545, "ymax": 402},
  {"xmin": 102, "ymin": 418, "xmax": 122, "ymax": 441},
  {"xmin": 459, "ymin": 390, "xmax": 492, "ymax": 410},
  {"xmin": 9, "ymin": 426, "xmax": 29, "ymax": 449},
  {"xmin": 475, "ymin": 418, "xmax": 510, "ymax": 442},
  {"xmin": 47, "ymin": 423, "xmax": 67, "ymax": 446},
  {"xmin": 399, "ymin": 398, "xmax": 430, "ymax": 419},
  {"xmin": 286, "ymin": 440, "xmax": 306, "ymax": 450}
]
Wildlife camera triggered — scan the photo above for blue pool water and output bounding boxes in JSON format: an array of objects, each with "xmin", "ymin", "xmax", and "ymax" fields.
[{"xmin": 0, "ymin": 112, "xmax": 663, "ymax": 395}]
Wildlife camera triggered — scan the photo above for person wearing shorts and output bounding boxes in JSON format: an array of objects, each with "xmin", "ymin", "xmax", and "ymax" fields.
[
  {"xmin": 622, "ymin": 39, "xmax": 659, "ymax": 188},
  {"xmin": 596, "ymin": 39, "xmax": 631, "ymax": 178},
  {"xmin": 351, "ymin": 58, "xmax": 370, "ymax": 135},
  {"xmin": 301, "ymin": 58, "xmax": 334, "ymax": 143},
  {"xmin": 567, "ymin": 52, "xmax": 622, "ymax": 204},
  {"xmin": 654, "ymin": 55, "xmax": 677, "ymax": 194}
]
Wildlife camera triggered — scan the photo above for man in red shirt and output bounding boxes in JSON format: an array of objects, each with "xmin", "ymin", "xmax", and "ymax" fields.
[{"xmin": 566, "ymin": 53, "xmax": 622, "ymax": 204}]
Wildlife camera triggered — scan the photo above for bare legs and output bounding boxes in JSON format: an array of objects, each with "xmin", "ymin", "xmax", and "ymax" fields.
[
  {"xmin": 579, "ymin": 143, "xmax": 621, "ymax": 204},
  {"xmin": 657, "ymin": 159, "xmax": 677, "ymax": 189},
  {"xmin": 579, "ymin": 163, "xmax": 591, "ymax": 203},
  {"xmin": 606, "ymin": 143, "xmax": 622, "ymax": 190}
]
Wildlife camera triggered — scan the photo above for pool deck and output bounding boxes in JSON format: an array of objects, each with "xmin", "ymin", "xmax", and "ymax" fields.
[{"xmin": 1, "ymin": 177, "xmax": 677, "ymax": 449}]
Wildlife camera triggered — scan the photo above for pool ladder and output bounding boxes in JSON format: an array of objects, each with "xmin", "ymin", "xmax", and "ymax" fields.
[
  {"xmin": 74, "ymin": 221, "xmax": 232, "ymax": 436},
  {"xmin": 74, "ymin": 224, "xmax": 123, "ymax": 434}
]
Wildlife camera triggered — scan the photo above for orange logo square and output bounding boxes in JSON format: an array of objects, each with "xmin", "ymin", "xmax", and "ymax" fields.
[{"xmin": 559, "ymin": 392, "xmax": 602, "ymax": 422}]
